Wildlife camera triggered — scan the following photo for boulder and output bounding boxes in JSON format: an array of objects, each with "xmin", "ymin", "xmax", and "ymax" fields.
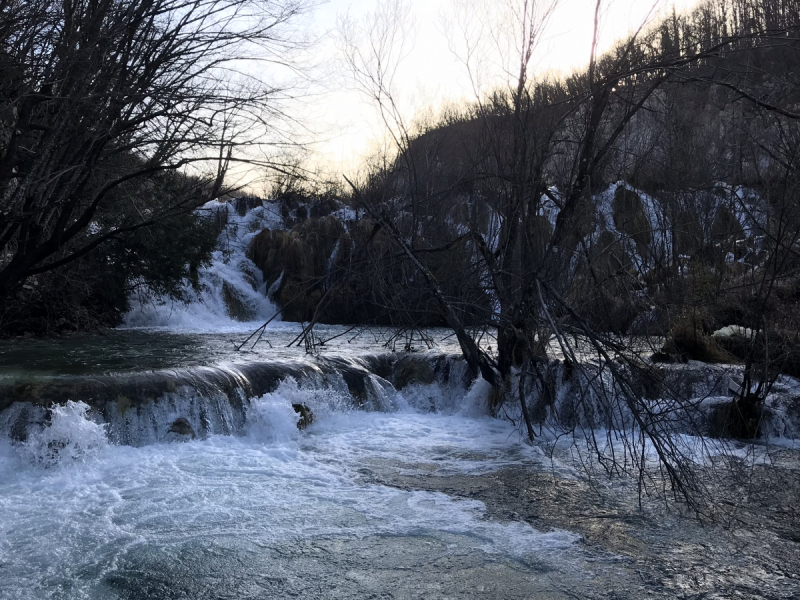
[
  {"xmin": 292, "ymin": 403, "xmax": 314, "ymax": 430},
  {"xmin": 167, "ymin": 417, "xmax": 196, "ymax": 439}
]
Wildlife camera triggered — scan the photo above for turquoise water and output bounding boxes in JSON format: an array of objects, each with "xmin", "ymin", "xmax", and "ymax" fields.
[{"xmin": 0, "ymin": 324, "xmax": 464, "ymax": 378}]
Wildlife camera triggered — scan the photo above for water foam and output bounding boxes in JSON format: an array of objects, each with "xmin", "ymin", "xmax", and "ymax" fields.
[
  {"xmin": 19, "ymin": 401, "xmax": 108, "ymax": 468},
  {"xmin": 246, "ymin": 381, "xmax": 303, "ymax": 442},
  {"xmin": 0, "ymin": 381, "xmax": 584, "ymax": 599}
]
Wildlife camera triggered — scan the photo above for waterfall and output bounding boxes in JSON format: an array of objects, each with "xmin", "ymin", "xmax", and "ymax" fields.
[
  {"xmin": 2, "ymin": 350, "xmax": 798, "ymax": 453},
  {"xmin": 124, "ymin": 199, "xmax": 283, "ymax": 331},
  {"xmin": 0, "ymin": 353, "xmax": 475, "ymax": 448}
]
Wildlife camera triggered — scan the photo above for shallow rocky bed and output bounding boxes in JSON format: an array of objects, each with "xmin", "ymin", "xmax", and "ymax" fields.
[{"xmin": 355, "ymin": 449, "xmax": 800, "ymax": 599}]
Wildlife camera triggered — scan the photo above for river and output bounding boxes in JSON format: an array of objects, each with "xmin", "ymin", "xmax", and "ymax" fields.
[{"xmin": 0, "ymin": 200, "xmax": 798, "ymax": 599}]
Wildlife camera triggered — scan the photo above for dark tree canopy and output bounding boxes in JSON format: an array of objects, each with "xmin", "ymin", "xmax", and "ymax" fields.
[{"xmin": 0, "ymin": 0, "xmax": 309, "ymax": 297}]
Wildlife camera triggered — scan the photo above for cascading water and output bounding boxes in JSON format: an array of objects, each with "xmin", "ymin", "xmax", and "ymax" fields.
[
  {"xmin": 0, "ymin": 365, "xmax": 594, "ymax": 600},
  {"xmin": 1, "ymin": 338, "xmax": 800, "ymax": 598},
  {"xmin": 124, "ymin": 199, "xmax": 283, "ymax": 331}
]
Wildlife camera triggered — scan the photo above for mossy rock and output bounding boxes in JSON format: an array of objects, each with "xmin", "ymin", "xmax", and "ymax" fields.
[
  {"xmin": 248, "ymin": 228, "xmax": 293, "ymax": 286},
  {"xmin": 613, "ymin": 187, "xmax": 651, "ymax": 258},
  {"xmin": 222, "ymin": 281, "xmax": 257, "ymax": 321},
  {"xmin": 292, "ymin": 403, "xmax": 315, "ymax": 430},
  {"xmin": 249, "ymin": 216, "xmax": 348, "ymax": 323}
]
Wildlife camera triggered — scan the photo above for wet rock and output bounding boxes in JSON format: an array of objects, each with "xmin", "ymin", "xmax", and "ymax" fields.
[
  {"xmin": 341, "ymin": 369, "xmax": 369, "ymax": 404},
  {"xmin": 393, "ymin": 356, "xmax": 436, "ymax": 390},
  {"xmin": 627, "ymin": 305, "xmax": 669, "ymax": 336},
  {"xmin": 237, "ymin": 261, "xmax": 261, "ymax": 291},
  {"xmin": 709, "ymin": 395, "xmax": 765, "ymax": 439},
  {"xmin": 662, "ymin": 315, "xmax": 735, "ymax": 363},
  {"xmin": 248, "ymin": 216, "xmax": 346, "ymax": 322},
  {"xmin": 168, "ymin": 418, "xmax": 196, "ymax": 439},
  {"xmin": 221, "ymin": 281, "xmax": 257, "ymax": 322},
  {"xmin": 116, "ymin": 394, "xmax": 132, "ymax": 415},
  {"xmin": 292, "ymin": 403, "xmax": 314, "ymax": 430},
  {"xmin": 9, "ymin": 404, "xmax": 32, "ymax": 442},
  {"xmin": 627, "ymin": 361, "xmax": 665, "ymax": 401},
  {"xmin": 309, "ymin": 197, "xmax": 341, "ymax": 218},
  {"xmin": 711, "ymin": 324, "xmax": 763, "ymax": 365},
  {"xmin": 650, "ymin": 351, "xmax": 688, "ymax": 364}
]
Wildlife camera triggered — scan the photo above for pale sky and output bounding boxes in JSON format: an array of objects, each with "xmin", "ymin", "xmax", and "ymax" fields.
[{"xmin": 255, "ymin": 0, "xmax": 701, "ymax": 184}]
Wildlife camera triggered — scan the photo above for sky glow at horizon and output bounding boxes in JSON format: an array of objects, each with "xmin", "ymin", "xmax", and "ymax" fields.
[{"xmin": 246, "ymin": 0, "xmax": 702, "ymax": 187}]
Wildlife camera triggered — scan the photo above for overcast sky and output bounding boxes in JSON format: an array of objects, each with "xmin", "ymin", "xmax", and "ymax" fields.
[{"xmin": 257, "ymin": 0, "xmax": 701, "ymax": 183}]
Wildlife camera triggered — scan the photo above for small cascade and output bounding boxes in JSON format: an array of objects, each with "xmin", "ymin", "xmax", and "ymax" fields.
[
  {"xmin": 499, "ymin": 359, "xmax": 800, "ymax": 441},
  {"xmin": 1, "ymin": 351, "xmax": 798, "ymax": 456},
  {"xmin": 0, "ymin": 353, "xmax": 451, "ymax": 448},
  {"xmin": 124, "ymin": 199, "xmax": 284, "ymax": 330}
]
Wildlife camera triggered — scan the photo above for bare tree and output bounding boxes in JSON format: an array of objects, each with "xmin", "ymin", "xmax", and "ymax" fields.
[
  {"xmin": 337, "ymin": 0, "xmax": 427, "ymax": 233},
  {"xmin": 330, "ymin": 0, "xmax": 800, "ymax": 510},
  {"xmin": 0, "ymin": 0, "xmax": 312, "ymax": 296}
]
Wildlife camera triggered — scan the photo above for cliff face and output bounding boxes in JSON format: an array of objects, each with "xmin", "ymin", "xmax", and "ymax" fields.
[
  {"xmin": 250, "ymin": 214, "xmax": 349, "ymax": 322},
  {"xmin": 247, "ymin": 182, "xmax": 770, "ymax": 335},
  {"xmin": 248, "ymin": 223, "xmax": 441, "ymax": 325},
  {"xmin": 247, "ymin": 194, "xmax": 493, "ymax": 326}
]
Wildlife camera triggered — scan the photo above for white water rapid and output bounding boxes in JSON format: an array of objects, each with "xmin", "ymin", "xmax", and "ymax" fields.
[
  {"xmin": 0, "ymin": 379, "xmax": 590, "ymax": 600},
  {"xmin": 124, "ymin": 199, "xmax": 283, "ymax": 332},
  {"xmin": 1, "ymin": 201, "xmax": 799, "ymax": 599}
]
